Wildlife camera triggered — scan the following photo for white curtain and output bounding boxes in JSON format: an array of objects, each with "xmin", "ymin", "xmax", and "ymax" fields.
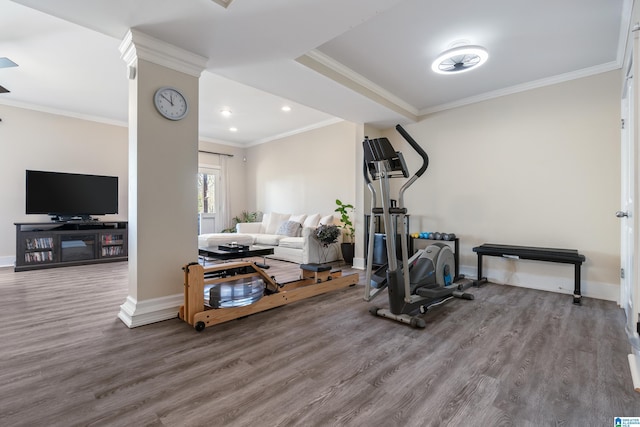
[{"xmin": 220, "ymin": 154, "xmax": 231, "ymax": 231}]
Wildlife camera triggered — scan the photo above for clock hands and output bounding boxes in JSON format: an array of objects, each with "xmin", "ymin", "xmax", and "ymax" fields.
[{"xmin": 160, "ymin": 93, "xmax": 174, "ymax": 106}]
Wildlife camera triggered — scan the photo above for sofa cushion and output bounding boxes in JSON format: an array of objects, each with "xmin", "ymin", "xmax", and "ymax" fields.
[
  {"xmin": 265, "ymin": 212, "xmax": 291, "ymax": 234},
  {"xmin": 259, "ymin": 213, "xmax": 270, "ymax": 233},
  {"xmin": 236, "ymin": 222, "xmax": 262, "ymax": 233},
  {"xmin": 319, "ymin": 214, "xmax": 334, "ymax": 225},
  {"xmin": 289, "ymin": 213, "xmax": 307, "ymax": 224},
  {"xmin": 253, "ymin": 234, "xmax": 283, "ymax": 246},
  {"xmin": 278, "ymin": 236, "xmax": 303, "ymax": 250},
  {"xmin": 303, "ymin": 213, "xmax": 321, "ymax": 228},
  {"xmin": 198, "ymin": 233, "xmax": 255, "ymax": 248},
  {"xmin": 277, "ymin": 220, "xmax": 302, "ymax": 237}
]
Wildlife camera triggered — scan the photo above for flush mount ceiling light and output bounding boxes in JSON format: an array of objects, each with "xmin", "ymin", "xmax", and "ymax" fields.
[
  {"xmin": 431, "ymin": 45, "xmax": 488, "ymax": 75},
  {"xmin": 0, "ymin": 57, "xmax": 18, "ymax": 68},
  {"xmin": 281, "ymin": 105, "xmax": 291, "ymax": 112},
  {"xmin": 0, "ymin": 57, "xmax": 18, "ymax": 94},
  {"xmin": 220, "ymin": 108, "xmax": 232, "ymax": 117}
]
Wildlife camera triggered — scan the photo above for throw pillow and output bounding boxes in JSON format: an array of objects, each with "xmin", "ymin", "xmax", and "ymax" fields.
[
  {"xmin": 303, "ymin": 213, "xmax": 321, "ymax": 228},
  {"xmin": 319, "ymin": 214, "xmax": 334, "ymax": 225},
  {"xmin": 289, "ymin": 213, "xmax": 307, "ymax": 224},
  {"xmin": 276, "ymin": 220, "xmax": 302, "ymax": 237},
  {"xmin": 266, "ymin": 212, "xmax": 291, "ymax": 234}
]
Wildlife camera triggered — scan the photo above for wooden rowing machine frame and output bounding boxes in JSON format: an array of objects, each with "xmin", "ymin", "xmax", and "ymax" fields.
[{"xmin": 179, "ymin": 261, "xmax": 359, "ymax": 331}]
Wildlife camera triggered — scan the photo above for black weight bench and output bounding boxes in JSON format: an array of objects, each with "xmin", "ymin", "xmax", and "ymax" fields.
[{"xmin": 473, "ymin": 244, "xmax": 586, "ymax": 305}]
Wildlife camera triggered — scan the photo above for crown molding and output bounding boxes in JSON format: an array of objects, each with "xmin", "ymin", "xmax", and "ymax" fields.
[
  {"xmin": 198, "ymin": 135, "xmax": 246, "ymax": 147},
  {"xmin": 419, "ymin": 61, "xmax": 621, "ymax": 117},
  {"xmin": 248, "ymin": 117, "xmax": 344, "ymax": 147},
  {"xmin": 297, "ymin": 50, "xmax": 418, "ymax": 121},
  {"xmin": 119, "ymin": 29, "xmax": 208, "ymax": 77},
  {"xmin": 0, "ymin": 98, "xmax": 127, "ymax": 127}
]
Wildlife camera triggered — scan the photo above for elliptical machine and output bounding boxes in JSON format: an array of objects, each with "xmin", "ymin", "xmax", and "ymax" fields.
[{"xmin": 363, "ymin": 125, "xmax": 475, "ymax": 328}]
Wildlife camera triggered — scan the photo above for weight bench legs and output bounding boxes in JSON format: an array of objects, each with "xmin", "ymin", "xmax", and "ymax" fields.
[
  {"xmin": 573, "ymin": 263, "xmax": 581, "ymax": 305},
  {"xmin": 475, "ymin": 253, "xmax": 582, "ymax": 305}
]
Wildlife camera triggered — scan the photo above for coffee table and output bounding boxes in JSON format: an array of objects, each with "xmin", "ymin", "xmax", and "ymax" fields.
[{"xmin": 198, "ymin": 245, "xmax": 274, "ymax": 268}]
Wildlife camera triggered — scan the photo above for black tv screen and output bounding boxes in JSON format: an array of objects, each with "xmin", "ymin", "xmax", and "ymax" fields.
[{"xmin": 26, "ymin": 170, "xmax": 118, "ymax": 219}]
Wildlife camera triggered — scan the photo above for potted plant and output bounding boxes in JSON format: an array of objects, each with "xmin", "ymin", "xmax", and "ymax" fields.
[
  {"xmin": 314, "ymin": 224, "xmax": 341, "ymax": 264},
  {"xmin": 315, "ymin": 223, "xmax": 340, "ymax": 244},
  {"xmin": 335, "ymin": 199, "xmax": 355, "ymax": 264},
  {"xmin": 221, "ymin": 210, "xmax": 262, "ymax": 233}
]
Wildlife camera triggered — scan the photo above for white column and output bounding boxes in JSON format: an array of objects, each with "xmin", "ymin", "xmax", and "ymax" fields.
[{"xmin": 118, "ymin": 30, "xmax": 208, "ymax": 327}]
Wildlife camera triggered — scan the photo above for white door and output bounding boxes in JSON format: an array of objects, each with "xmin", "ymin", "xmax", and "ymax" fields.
[
  {"xmin": 198, "ymin": 167, "xmax": 222, "ymax": 233},
  {"xmin": 622, "ymin": 34, "xmax": 640, "ymax": 392}
]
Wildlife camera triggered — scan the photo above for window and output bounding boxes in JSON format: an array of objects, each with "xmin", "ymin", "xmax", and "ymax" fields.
[
  {"xmin": 198, "ymin": 167, "xmax": 221, "ymax": 234},
  {"xmin": 198, "ymin": 170, "xmax": 218, "ymax": 214}
]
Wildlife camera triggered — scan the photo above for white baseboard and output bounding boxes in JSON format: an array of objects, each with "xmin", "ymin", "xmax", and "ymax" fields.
[
  {"xmin": 118, "ymin": 293, "xmax": 183, "ymax": 328},
  {"xmin": 459, "ymin": 265, "xmax": 618, "ymax": 302},
  {"xmin": 352, "ymin": 256, "xmax": 365, "ymax": 270},
  {"xmin": 0, "ymin": 256, "xmax": 15, "ymax": 268},
  {"xmin": 352, "ymin": 260, "xmax": 618, "ymax": 302}
]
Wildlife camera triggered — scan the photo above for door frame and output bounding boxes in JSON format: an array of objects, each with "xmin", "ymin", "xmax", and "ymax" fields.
[{"xmin": 198, "ymin": 165, "xmax": 223, "ymax": 232}]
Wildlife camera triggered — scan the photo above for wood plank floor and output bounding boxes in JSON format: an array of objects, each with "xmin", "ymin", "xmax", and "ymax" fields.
[{"xmin": 1, "ymin": 259, "xmax": 639, "ymax": 426}]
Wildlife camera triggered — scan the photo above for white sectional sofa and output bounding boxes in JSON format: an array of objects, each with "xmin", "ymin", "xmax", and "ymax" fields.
[{"xmin": 198, "ymin": 212, "xmax": 343, "ymax": 264}]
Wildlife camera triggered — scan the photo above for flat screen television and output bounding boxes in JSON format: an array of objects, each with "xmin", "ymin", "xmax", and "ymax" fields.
[{"xmin": 26, "ymin": 170, "xmax": 118, "ymax": 221}]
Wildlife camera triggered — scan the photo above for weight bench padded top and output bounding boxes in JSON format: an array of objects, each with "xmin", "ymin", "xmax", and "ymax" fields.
[
  {"xmin": 473, "ymin": 243, "xmax": 585, "ymax": 304},
  {"xmin": 473, "ymin": 244, "xmax": 585, "ymax": 264}
]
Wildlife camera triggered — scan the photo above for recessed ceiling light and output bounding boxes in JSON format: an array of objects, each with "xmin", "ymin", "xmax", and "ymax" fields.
[
  {"xmin": 431, "ymin": 45, "xmax": 488, "ymax": 75},
  {"xmin": 220, "ymin": 108, "xmax": 232, "ymax": 117},
  {"xmin": 211, "ymin": 0, "xmax": 235, "ymax": 9},
  {"xmin": 229, "ymin": 127, "xmax": 238, "ymax": 132},
  {"xmin": 281, "ymin": 105, "xmax": 291, "ymax": 112}
]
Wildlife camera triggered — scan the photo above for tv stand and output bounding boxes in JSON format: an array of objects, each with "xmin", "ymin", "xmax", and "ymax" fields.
[{"xmin": 14, "ymin": 221, "xmax": 128, "ymax": 271}]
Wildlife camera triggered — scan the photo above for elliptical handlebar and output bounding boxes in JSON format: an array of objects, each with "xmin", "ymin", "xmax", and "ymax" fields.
[
  {"xmin": 362, "ymin": 144, "xmax": 372, "ymax": 186},
  {"xmin": 395, "ymin": 124, "xmax": 429, "ymax": 177}
]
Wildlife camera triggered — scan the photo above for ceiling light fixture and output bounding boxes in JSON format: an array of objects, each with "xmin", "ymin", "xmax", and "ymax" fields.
[
  {"xmin": 229, "ymin": 127, "xmax": 238, "ymax": 132},
  {"xmin": 281, "ymin": 105, "xmax": 291, "ymax": 112},
  {"xmin": 431, "ymin": 45, "xmax": 488, "ymax": 75},
  {"xmin": 0, "ymin": 57, "xmax": 18, "ymax": 94},
  {"xmin": 0, "ymin": 57, "xmax": 18, "ymax": 68},
  {"xmin": 210, "ymin": 0, "xmax": 235, "ymax": 9},
  {"xmin": 220, "ymin": 108, "xmax": 232, "ymax": 117}
]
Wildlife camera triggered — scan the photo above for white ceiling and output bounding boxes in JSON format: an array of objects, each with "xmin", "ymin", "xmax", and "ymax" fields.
[{"xmin": 0, "ymin": 0, "xmax": 630, "ymax": 146}]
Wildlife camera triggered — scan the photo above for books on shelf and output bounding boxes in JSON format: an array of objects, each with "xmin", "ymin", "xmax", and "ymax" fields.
[
  {"xmin": 101, "ymin": 246, "xmax": 123, "ymax": 257},
  {"xmin": 25, "ymin": 251, "xmax": 53, "ymax": 263},
  {"xmin": 25, "ymin": 237, "xmax": 54, "ymax": 250},
  {"xmin": 101, "ymin": 234, "xmax": 124, "ymax": 245}
]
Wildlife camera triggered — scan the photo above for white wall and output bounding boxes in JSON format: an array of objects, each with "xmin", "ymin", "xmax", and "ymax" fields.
[
  {"xmin": 0, "ymin": 105, "xmax": 128, "ymax": 266},
  {"xmin": 246, "ymin": 120, "xmax": 358, "ymax": 217},
  {"xmin": 0, "ymin": 103, "xmax": 250, "ymax": 267},
  {"xmin": 0, "ymin": 70, "xmax": 622, "ymax": 302},
  {"xmin": 377, "ymin": 71, "xmax": 621, "ymax": 300}
]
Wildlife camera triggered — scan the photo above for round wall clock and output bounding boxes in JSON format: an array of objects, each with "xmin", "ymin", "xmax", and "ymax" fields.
[{"xmin": 154, "ymin": 86, "xmax": 188, "ymax": 120}]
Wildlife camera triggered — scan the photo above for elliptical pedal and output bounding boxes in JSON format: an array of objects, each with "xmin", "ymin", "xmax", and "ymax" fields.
[{"xmin": 415, "ymin": 286, "xmax": 453, "ymax": 299}]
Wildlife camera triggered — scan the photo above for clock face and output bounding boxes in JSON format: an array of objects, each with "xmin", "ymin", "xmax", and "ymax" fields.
[{"xmin": 154, "ymin": 87, "xmax": 188, "ymax": 120}]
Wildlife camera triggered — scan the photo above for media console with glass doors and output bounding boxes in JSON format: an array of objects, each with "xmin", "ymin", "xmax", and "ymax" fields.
[{"xmin": 14, "ymin": 221, "xmax": 128, "ymax": 271}]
